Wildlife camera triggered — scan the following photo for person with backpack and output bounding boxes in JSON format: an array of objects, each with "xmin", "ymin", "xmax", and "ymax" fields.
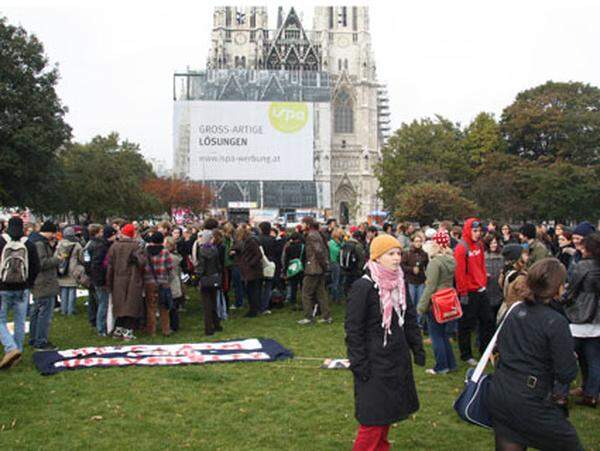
[
  {"xmin": 0, "ymin": 217, "xmax": 40, "ymax": 368},
  {"xmin": 454, "ymin": 218, "xmax": 494, "ymax": 366},
  {"xmin": 30, "ymin": 221, "xmax": 62, "ymax": 351},
  {"xmin": 341, "ymin": 230, "xmax": 367, "ymax": 296},
  {"xmin": 90, "ymin": 225, "xmax": 117, "ymax": 336},
  {"xmin": 56, "ymin": 226, "xmax": 84, "ymax": 316}
]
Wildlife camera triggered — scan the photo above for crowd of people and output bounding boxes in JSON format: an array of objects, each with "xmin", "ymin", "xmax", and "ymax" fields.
[{"xmin": 0, "ymin": 213, "xmax": 598, "ymax": 449}]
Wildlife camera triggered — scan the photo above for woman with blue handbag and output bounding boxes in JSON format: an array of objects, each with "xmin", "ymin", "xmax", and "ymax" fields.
[{"xmin": 487, "ymin": 258, "xmax": 583, "ymax": 451}]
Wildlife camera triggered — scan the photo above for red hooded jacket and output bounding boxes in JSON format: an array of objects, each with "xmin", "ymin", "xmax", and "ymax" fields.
[{"xmin": 454, "ymin": 218, "xmax": 487, "ymax": 295}]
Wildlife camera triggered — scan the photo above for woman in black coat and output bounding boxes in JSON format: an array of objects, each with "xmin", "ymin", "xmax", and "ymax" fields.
[
  {"xmin": 487, "ymin": 258, "xmax": 583, "ymax": 451},
  {"xmin": 345, "ymin": 235, "xmax": 425, "ymax": 450}
]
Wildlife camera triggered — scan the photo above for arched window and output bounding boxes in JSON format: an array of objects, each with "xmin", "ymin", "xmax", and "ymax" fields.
[{"xmin": 334, "ymin": 90, "xmax": 354, "ymax": 134}]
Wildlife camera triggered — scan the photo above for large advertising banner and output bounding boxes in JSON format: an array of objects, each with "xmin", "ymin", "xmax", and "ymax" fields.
[{"xmin": 187, "ymin": 101, "xmax": 314, "ymax": 181}]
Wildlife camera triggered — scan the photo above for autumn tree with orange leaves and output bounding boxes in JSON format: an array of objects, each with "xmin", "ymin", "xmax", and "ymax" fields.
[{"xmin": 142, "ymin": 177, "xmax": 214, "ymax": 214}]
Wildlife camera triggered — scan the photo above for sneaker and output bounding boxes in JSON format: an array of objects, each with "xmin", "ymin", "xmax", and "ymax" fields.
[
  {"xmin": 425, "ymin": 368, "xmax": 449, "ymax": 375},
  {"xmin": 98, "ymin": 333, "xmax": 107, "ymax": 338},
  {"xmin": 112, "ymin": 327, "xmax": 125, "ymax": 338},
  {"xmin": 261, "ymin": 310, "xmax": 272, "ymax": 316},
  {"xmin": 229, "ymin": 305, "xmax": 237, "ymax": 310},
  {"xmin": 34, "ymin": 342, "xmax": 58, "ymax": 352},
  {"xmin": 297, "ymin": 318, "xmax": 313, "ymax": 325},
  {"xmin": 122, "ymin": 329, "xmax": 136, "ymax": 341},
  {"xmin": 318, "ymin": 317, "xmax": 333, "ymax": 324},
  {"xmin": 0, "ymin": 349, "xmax": 22, "ymax": 369},
  {"xmin": 466, "ymin": 358, "xmax": 478, "ymax": 367}
]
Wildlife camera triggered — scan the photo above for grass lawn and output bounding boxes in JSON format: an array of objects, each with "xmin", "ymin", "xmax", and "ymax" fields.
[{"xmin": 0, "ymin": 292, "xmax": 598, "ymax": 450}]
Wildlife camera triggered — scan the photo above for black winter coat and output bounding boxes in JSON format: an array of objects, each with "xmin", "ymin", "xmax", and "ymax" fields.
[
  {"xmin": 487, "ymin": 302, "xmax": 582, "ymax": 450},
  {"xmin": 90, "ymin": 238, "xmax": 111, "ymax": 287},
  {"xmin": 345, "ymin": 275, "xmax": 424, "ymax": 426}
]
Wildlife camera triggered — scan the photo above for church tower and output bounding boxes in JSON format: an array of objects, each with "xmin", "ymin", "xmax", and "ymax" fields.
[
  {"xmin": 313, "ymin": 6, "xmax": 383, "ymax": 223},
  {"xmin": 209, "ymin": 7, "xmax": 268, "ymax": 70}
]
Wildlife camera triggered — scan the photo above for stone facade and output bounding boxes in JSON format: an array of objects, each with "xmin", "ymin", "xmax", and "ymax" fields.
[{"xmin": 174, "ymin": 6, "xmax": 389, "ymax": 223}]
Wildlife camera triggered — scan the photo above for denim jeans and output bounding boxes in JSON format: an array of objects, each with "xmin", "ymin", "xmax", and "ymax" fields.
[
  {"xmin": 60, "ymin": 287, "xmax": 77, "ymax": 315},
  {"xmin": 87, "ymin": 285, "xmax": 98, "ymax": 327},
  {"xmin": 286, "ymin": 275, "xmax": 302, "ymax": 304},
  {"xmin": 427, "ymin": 311, "xmax": 457, "ymax": 372},
  {"xmin": 574, "ymin": 337, "xmax": 600, "ymax": 398},
  {"xmin": 329, "ymin": 262, "xmax": 343, "ymax": 302},
  {"xmin": 408, "ymin": 283, "xmax": 425, "ymax": 326},
  {"xmin": 29, "ymin": 296, "xmax": 55, "ymax": 348},
  {"xmin": 95, "ymin": 287, "xmax": 109, "ymax": 335},
  {"xmin": 260, "ymin": 278, "xmax": 273, "ymax": 312},
  {"xmin": 231, "ymin": 266, "xmax": 245, "ymax": 308},
  {"xmin": 0, "ymin": 290, "xmax": 29, "ymax": 353}
]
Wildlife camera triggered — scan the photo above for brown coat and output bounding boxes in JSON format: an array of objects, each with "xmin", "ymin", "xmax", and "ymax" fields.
[
  {"xmin": 106, "ymin": 237, "xmax": 146, "ymax": 318},
  {"xmin": 238, "ymin": 237, "xmax": 262, "ymax": 282},
  {"xmin": 304, "ymin": 230, "xmax": 329, "ymax": 275}
]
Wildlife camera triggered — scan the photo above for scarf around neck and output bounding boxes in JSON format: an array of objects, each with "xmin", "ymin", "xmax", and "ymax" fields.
[{"xmin": 366, "ymin": 260, "xmax": 407, "ymax": 346}]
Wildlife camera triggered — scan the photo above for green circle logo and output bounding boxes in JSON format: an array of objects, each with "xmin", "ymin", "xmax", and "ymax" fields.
[{"xmin": 268, "ymin": 102, "xmax": 309, "ymax": 133}]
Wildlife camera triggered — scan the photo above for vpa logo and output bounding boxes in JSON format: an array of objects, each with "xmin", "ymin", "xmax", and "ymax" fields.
[{"xmin": 268, "ymin": 102, "xmax": 309, "ymax": 133}]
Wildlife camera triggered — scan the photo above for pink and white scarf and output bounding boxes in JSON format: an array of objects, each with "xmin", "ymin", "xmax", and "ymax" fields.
[{"xmin": 366, "ymin": 260, "xmax": 407, "ymax": 346}]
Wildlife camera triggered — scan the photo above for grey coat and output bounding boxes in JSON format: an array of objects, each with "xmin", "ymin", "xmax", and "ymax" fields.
[
  {"xmin": 56, "ymin": 239, "xmax": 84, "ymax": 288},
  {"xmin": 32, "ymin": 236, "xmax": 60, "ymax": 299}
]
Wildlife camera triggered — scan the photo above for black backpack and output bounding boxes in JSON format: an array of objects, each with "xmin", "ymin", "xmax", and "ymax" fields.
[{"xmin": 339, "ymin": 241, "xmax": 358, "ymax": 272}]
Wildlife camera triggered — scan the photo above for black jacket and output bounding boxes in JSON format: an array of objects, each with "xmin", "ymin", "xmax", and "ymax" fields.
[
  {"xmin": 90, "ymin": 238, "xmax": 111, "ymax": 287},
  {"xmin": 345, "ymin": 275, "xmax": 424, "ymax": 426},
  {"xmin": 0, "ymin": 235, "xmax": 40, "ymax": 290},
  {"xmin": 195, "ymin": 245, "xmax": 221, "ymax": 279},
  {"xmin": 487, "ymin": 302, "xmax": 582, "ymax": 450}
]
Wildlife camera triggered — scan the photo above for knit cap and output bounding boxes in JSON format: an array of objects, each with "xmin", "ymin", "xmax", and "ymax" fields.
[
  {"xmin": 432, "ymin": 230, "xmax": 450, "ymax": 248},
  {"xmin": 370, "ymin": 234, "xmax": 402, "ymax": 261},
  {"xmin": 573, "ymin": 221, "xmax": 596, "ymax": 238},
  {"xmin": 121, "ymin": 223, "xmax": 136, "ymax": 238}
]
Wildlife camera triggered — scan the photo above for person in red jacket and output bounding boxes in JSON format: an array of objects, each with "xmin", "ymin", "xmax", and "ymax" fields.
[{"xmin": 454, "ymin": 218, "xmax": 494, "ymax": 366}]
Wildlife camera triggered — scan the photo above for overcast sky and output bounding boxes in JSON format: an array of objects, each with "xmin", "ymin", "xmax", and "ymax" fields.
[{"xmin": 3, "ymin": 0, "xmax": 599, "ymax": 168}]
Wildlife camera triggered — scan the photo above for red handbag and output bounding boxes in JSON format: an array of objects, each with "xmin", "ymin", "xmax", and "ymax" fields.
[{"xmin": 431, "ymin": 288, "xmax": 463, "ymax": 323}]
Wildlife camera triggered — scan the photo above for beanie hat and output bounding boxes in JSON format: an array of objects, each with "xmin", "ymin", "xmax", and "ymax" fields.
[
  {"xmin": 199, "ymin": 230, "xmax": 213, "ymax": 245},
  {"xmin": 425, "ymin": 228, "xmax": 436, "ymax": 240},
  {"xmin": 121, "ymin": 223, "xmax": 136, "ymax": 238},
  {"xmin": 519, "ymin": 223, "xmax": 536, "ymax": 240},
  {"xmin": 432, "ymin": 230, "xmax": 450, "ymax": 248},
  {"xmin": 62, "ymin": 226, "xmax": 75, "ymax": 239},
  {"xmin": 7, "ymin": 217, "xmax": 24, "ymax": 240},
  {"xmin": 502, "ymin": 243, "xmax": 523, "ymax": 262},
  {"xmin": 370, "ymin": 234, "xmax": 402, "ymax": 261},
  {"xmin": 573, "ymin": 221, "xmax": 596, "ymax": 238},
  {"xmin": 148, "ymin": 231, "xmax": 164, "ymax": 244},
  {"xmin": 103, "ymin": 225, "xmax": 117, "ymax": 240},
  {"xmin": 349, "ymin": 225, "xmax": 359, "ymax": 234},
  {"xmin": 40, "ymin": 221, "xmax": 57, "ymax": 233}
]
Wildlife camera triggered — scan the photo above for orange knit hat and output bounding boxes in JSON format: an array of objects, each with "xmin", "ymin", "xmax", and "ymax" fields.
[{"xmin": 369, "ymin": 234, "xmax": 402, "ymax": 261}]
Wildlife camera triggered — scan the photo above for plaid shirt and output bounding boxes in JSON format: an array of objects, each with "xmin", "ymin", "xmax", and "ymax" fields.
[{"xmin": 144, "ymin": 248, "xmax": 173, "ymax": 286}]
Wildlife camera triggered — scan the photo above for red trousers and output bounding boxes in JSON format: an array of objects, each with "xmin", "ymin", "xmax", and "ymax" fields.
[{"xmin": 353, "ymin": 425, "xmax": 391, "ymax": 451}]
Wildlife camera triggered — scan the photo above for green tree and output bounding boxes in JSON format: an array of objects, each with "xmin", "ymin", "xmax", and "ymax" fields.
[
  {"xmin": 0, "ymin": 16, "xmax": 71, "ymax": 207},
  {"xmin": 463, "ymin": 112, "xmax": 505, "ymax": 166},
  {"xmin": 56, "ymin": 133, "xmax": 161, "ymax": 220},
  {"xmin": 501, "ymin": 81, "xmax": 600, "ymax": 165},
  {"xmin": 471, "ymin": 153, "xmax": 533, "ymax": 221},
  {"xmin": 394, "ymin": 182, "xmax": 479, "ymax": 225},
  {"xmin": 526, "ymin": 161, "xmax": 600, "ymax": 222},
  {"xmin": 376, "ymin": 115, "xmax": 472, "ymax": 210}
]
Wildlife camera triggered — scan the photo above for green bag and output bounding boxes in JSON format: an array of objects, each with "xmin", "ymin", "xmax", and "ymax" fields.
[{"xmin": 286, "ymin": 245, "xmax": 304, "ymax": 278}]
